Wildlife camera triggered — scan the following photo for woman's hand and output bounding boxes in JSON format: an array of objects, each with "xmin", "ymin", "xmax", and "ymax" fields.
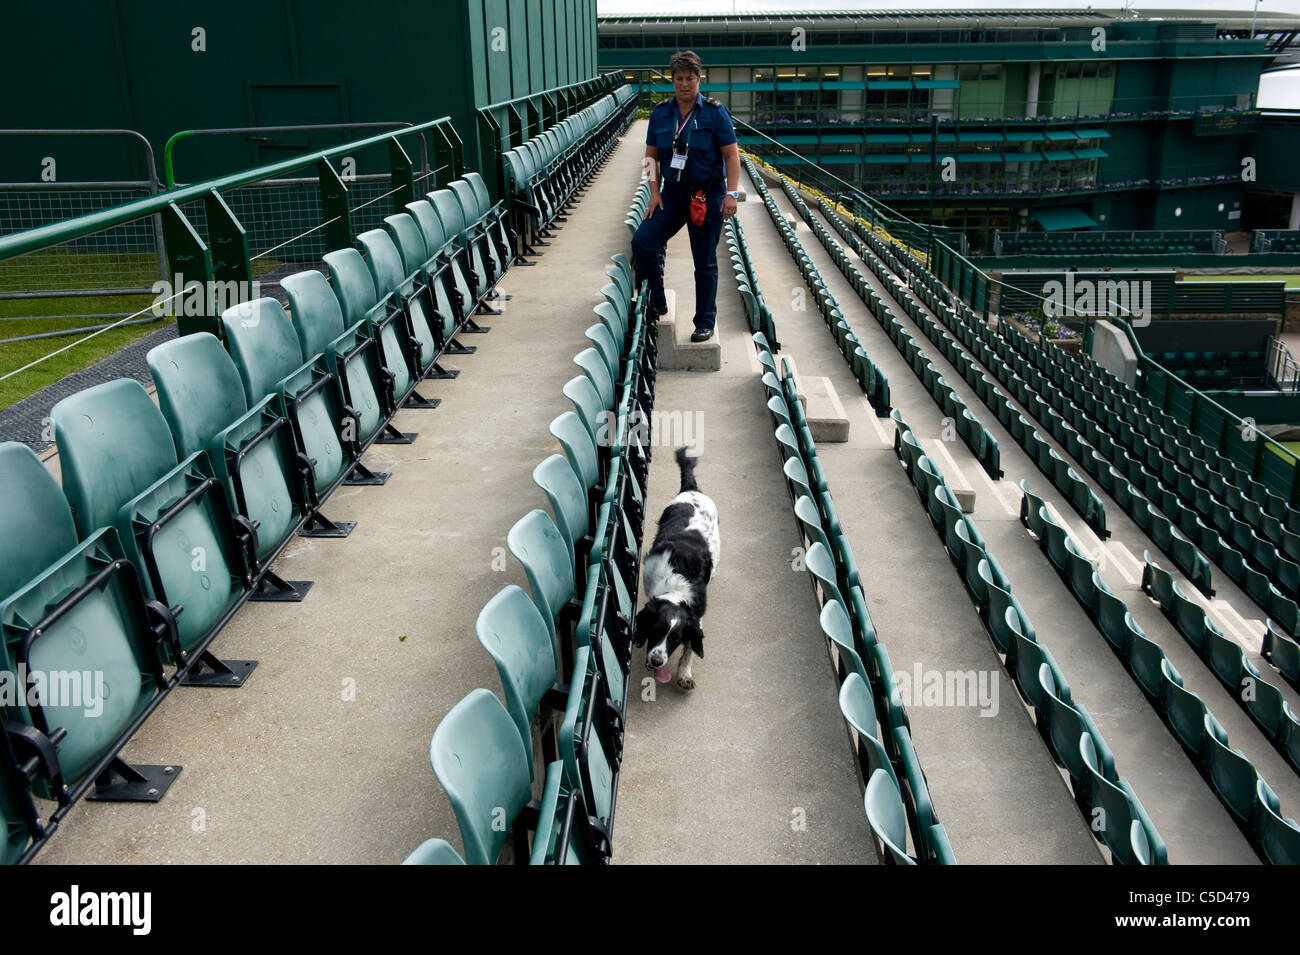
[
  {"xmin": 644, "ymin": 192, "xmax": 664, "ymax": 220},
  {"xmin": 721, "ymin": 194, "xmax": 738, "ymax": 220}
]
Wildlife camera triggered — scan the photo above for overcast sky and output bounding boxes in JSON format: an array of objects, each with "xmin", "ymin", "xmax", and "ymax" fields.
[{"xmin": 598, "ymin": 1, "xmax": 1300, "ymax": 107}]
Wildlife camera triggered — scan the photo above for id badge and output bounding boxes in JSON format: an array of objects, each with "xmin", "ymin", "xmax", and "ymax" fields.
[{"xmin": 670, "ymin": 152, "xmax": 687, "ymax": 170}]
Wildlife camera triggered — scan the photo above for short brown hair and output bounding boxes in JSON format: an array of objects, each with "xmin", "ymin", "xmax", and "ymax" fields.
[{"xmin": 669, "ymin": 51, "xmax": 703, "ymax": 78}]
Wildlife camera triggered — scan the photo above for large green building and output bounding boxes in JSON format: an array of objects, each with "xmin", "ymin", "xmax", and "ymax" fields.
[{"xmin": 598, "ymin": 9, "xmax": 1300, "ymax": 251}]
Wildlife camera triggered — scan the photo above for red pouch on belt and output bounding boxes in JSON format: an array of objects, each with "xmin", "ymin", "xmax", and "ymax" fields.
[{"xmin": 690, "ymin": 190, "xmax": 707, "ymax": 226}]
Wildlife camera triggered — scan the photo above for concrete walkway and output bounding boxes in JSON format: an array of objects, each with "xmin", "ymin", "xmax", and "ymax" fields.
[
  {"xmin": 794, "ymin": 194, "xmax": 1281, "ymax": 863},
  {"xmin": 746, "ymin": 173, "xmax": 1102, "ymax": 864},
  {"xmin": 613, "ymin": 174, "xmax": 875, "ymax": 865}
]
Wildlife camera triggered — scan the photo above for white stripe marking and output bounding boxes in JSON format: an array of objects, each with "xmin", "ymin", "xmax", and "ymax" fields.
[{"xmin": 860, "ymin": 396, "xmax": 892, "ymax": 447}]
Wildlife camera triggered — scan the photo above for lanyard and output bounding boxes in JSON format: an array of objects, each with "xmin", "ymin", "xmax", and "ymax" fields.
[{"xmin": 674, "ymin": 106, "xmax": 698, "ymax": 150}]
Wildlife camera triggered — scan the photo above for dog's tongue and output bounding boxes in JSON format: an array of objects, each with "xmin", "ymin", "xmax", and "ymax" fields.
[{"xmin": 653, "ymin": 665, "xmax": 672, "ymax": 684}]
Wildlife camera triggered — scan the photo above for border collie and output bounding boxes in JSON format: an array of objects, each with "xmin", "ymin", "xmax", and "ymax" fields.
[{"xmin": 634, "ymin": 448, "xmax": 720, "ymax": 690}]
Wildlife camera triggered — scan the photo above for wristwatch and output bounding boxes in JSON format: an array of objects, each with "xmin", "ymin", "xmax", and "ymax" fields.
[{"xmin": 726, "ymin": 190, "xmax": 741, "ymax": 199}]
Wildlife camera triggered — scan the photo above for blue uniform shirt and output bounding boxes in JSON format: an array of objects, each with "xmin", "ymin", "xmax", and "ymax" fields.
[{"xmin": 646, "ymin": 93, "xmax": 737, "ymax": 188}]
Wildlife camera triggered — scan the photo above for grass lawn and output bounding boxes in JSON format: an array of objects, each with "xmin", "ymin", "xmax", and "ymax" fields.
[
  {"xmin": 1182, "ymin": 273, "xmax": 1300, "ymax": 289},
  {"xmin": 0, "ymin": 253, "xmax": 282, "ymax": 411}
]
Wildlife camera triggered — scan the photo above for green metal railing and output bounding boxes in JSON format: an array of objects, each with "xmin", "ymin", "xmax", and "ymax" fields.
[
  {"xmin": 737, "ymin": 119, "xmax": 999, "ymax": 317},
  {"xmin": 0, "ymin": 116, "xmax": 464, "ymax": 342}
]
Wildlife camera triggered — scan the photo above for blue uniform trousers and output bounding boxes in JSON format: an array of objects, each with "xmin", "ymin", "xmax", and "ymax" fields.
[{"xmin": 630, "ymin": 182, "xmax": 725, "ymax": 332}]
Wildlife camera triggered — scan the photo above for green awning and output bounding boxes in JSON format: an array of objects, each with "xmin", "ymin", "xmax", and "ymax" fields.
[
  {"xmin": 822, "ymin": 81, "xmax": 867, "ymax": 91},
  {"xmin": 958, "ymin": 131, "xmax": 1004, "ymax": 142},
  {"xmin": 913, "ymin": 79, "xmax": 961, "ymax": 90},
  {"xmin": 1075, "ymin": 128, "xmax": 1111, "ymax": 139},
  {"xmin": 775, "ymin": 81, "xmax": 820, "ymax": 90},
  {"xmin": 818, "ymin": 155, "xmax": 861, "ymax": 164},
  {"xmin": 908, "ymin": 153, "xmax": 933, "ymax": 164},
  {"xmin": 1006, "ymin": 152, "xmax": 1045, "ymax": 162},
  {"xmin": 1032, "ymin": 206, "xmax": 1098, "ymax": 231},
  {"xmin": 1004, "ymin": 131, "xmax": 1047, "ymax": 141},
  {"xmin": 911, "ymin": 132, "xmax": 956, "ymax": 143},
  {"xmin": 775, "ymin": 135, "xmax": 819, "ymax": 144},
  {"xmin": 957, "ymin": 153, "xmax": 1002, "ymax": 163},
  {"xmin": 821, "ymin": 134, "xmax": 863, "ymax": 144},
  {"xmin": 1045, "ymin": 130, "xmax": 1079, "ymax": 141},
  {"xmin": 867, "ymin": 80, "xmax": 912, "ymax": 90},
  {"xmin": 865, "ymin": 133, "xmax": 910, "ymax": 143},
  {"xmin": 1073, "ymin": 147, "xmax": 1109, "ymax": 159},
  {"xmin": 1043, "ymin": 149, "xmax": 1077, "ymax": 161},
  {"xmin": 862, "ymin": 154, "xmax": 907, "ymax": 164}
]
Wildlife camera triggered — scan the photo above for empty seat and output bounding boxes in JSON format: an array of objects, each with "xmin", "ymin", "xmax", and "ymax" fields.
[{"xmin": 52, "ymin": 379, "xmax": 248, "ymax": 670}]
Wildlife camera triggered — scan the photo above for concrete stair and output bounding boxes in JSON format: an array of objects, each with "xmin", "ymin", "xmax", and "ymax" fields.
[{"xmin": 655, "ymin": 289, "xmax": 722, "ymax": 371}]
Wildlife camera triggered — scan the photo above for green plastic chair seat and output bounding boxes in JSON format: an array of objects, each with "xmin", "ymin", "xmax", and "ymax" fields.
[{"xmin": 430, "ymin": 689, "xmax": 534, "ymax": 865}]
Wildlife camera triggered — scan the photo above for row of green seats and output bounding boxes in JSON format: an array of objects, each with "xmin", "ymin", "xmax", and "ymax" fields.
[
  {"xmin": 505, "ymin": 86, "xmax": 636, "ymax": 258},
  {"xmin": 726, "ymin": 213, "xmax": 780, "ymax": 353},
  {"xmin": 0, "ymin": 162, "xmax": 528, "ymax": 863},
  {"xmin": 743, "ymin": 161, "xmax": 892, "ymax": 416},
  {"xmin": 755, "ymin": 334, "xmax": 954, "ymax": 865},
  {"xmin": 1142, "ymin": 557, "xmax": 1300, "ymax": 775},
  {"xmin": 406, "ymin": 248, "xmax": 656, "ymax": 865},
  {"xmin": 891, "ymin": 415, "xmax": 1165, "ymax": 864},
  {"xmin": 1018, "ymin": 485, "xmax": 1298, "ymax": 863}
]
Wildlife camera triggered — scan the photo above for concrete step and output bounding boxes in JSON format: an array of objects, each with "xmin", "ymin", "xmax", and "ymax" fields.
[
  {"xmin": 804, "ymin": 375, "xmax": 850, "ymax": 443},
  {"xmin": 655, "ymin": 288, "xmax": 722, "ymax": 371}
]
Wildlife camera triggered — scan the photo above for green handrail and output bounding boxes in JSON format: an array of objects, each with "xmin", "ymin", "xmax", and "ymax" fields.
[{"xmin": 0, "ymin": 115, "xmax": 462, "ymax": 262}]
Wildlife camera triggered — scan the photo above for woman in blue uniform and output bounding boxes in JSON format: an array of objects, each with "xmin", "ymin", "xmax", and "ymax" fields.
[{"xmin": 632, "ymin": 50, "xmax": 741, "ymax": 343}]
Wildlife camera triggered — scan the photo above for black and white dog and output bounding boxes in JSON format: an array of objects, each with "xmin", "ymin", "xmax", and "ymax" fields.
[{"xmin": 634, "ymin": 448, "xmax": 720, "ymax": 691}]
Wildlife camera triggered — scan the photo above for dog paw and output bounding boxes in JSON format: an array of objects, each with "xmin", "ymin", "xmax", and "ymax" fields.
[{"xmin": 676, "ymin": 675, "xmax": 696, "ymax": 691}]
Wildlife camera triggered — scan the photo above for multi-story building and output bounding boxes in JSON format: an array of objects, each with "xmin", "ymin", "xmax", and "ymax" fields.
[{"xmin": 599, "ymin": 9, "xmax": 1300, "ymax": 251}]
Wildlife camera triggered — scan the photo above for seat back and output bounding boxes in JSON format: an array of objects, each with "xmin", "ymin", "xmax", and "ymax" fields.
[
  {"xmin": 402, "ymin": 838, "xmax": 466, "ymax": 865},
  {"xmin": 476, "ymin": 585, "xmax": 559, "ymax": 766},
  {"xmin": 52, "ymin": 379, "xmax": 179, "ymax": 538},
  {"xmin": 0, "ymin": 442, "xmax": 79, "ymax": 599},
  {"xmin": 550, "ymin": 412, "xmax": 600, "ymax": 492},
  {"xmin": 281, "ymin": 269, "xmax": 349, "ymax": 358},
  {"xmin": 429, "ymin": 689, "xmax": 533, "ymax": 865},
  {"xmin": 322, "ymin": 248, "xmax": 382, "ymax": 327},
  {"xmin": 865, "ymin": 769, "xmax": 915, "ymax": 865},
  {"xmin": 220, "ymin": 298, "xmax": 309, "ymax": 405},
  {"xmin": 406, "ymin": 199, "xmax": 449, "ymax": 255},
  {"xmin": 146, "ymin": 332, "xmax": 251, "ymax": 460},
  {"xmin": 533, "ymin": 454, "xmax": 590, "ymax": 555},
  {"xmin": 507, "ymin": 509, "xmax": 576, "ymax": 628},
  {"xmin": 429, "ymin": 188, "xmax": 468, "ymax": 241},
  {"xmin": 357, "ymin": 228, "xmax": 411, "ymax": 298}
]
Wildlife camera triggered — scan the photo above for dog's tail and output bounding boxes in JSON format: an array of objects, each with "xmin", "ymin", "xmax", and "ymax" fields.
[{"xmin": 676, "ymin": 447, "xmax": 700, "ymax": 493}]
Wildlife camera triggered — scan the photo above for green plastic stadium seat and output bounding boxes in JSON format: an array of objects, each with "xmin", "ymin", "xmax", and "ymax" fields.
[
  {"xmin": 838, "ymin": 672, "xmax": 898, "ymax": 790},
  {"xmin": 221, "ymin": 298, "xmax": 359, "ymax": 503},
  {"xmin": 430, "ymin": 689, "xmax": 534, "ymax": 865},
  {"xmin": 1080, "ymin": 734, "xmax": 1166, "ymax": 865},
  {"xmin": 281, "ymin": 267, "xmax": 397, "ymax": 444},
  {"xmin": 528, "ymin": 759, "xmax": 599, "ymax": 865},
  {"xmin": 865, "ymin": 768, "xmax": 915, "ymax": 865},
  {"xmin": 0, "ymin": 442, "xmax": 173, "ymax": 808},
  {"xmin": 51, "ymin": 379, "xmax": 246, "ymax": 662},
  {"xmin": 1256, "ymin": 778, "xmax": 1300, "ymax": 865},
  {"xmin": 507, "ymin": 510, "xmax": 577, "ymax": 636},
  {"xmin": 1202, "ymin": 714, "xmax": 1260, "ymax": 826},
  {"xmin": 476, "ymin": 584, "xmax": 562, "ymax": 773},
  {"xmin": 533, "ymin": 454, "xmax": 593, "ymax": 565},
  {"xmin": 147, "ymin": 333, "xmax": 307, "ymax": 577}
]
